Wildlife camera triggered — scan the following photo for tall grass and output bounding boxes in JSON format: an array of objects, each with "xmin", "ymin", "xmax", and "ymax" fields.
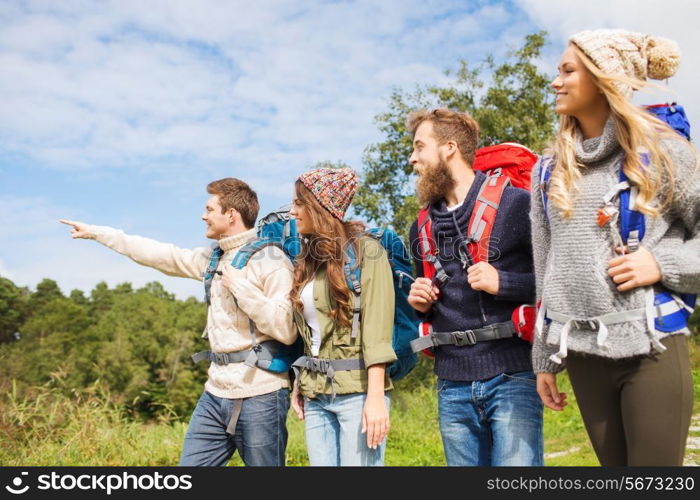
[
  {"xmin": 2, "ymin": 341, "xmax": 697, "ymax": 466},
  {"xmin": 0, "ymin": 375, "xmax": 586, "ymax": 466}
]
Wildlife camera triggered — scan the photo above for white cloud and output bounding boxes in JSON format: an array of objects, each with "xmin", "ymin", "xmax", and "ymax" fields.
[
  {"xmin": 0, "ymin": 0, "xmax": 538, "ymax": 181},
  {"xmin": 13, "ymin": 0, "xmax": 690, "ymax": 300}
]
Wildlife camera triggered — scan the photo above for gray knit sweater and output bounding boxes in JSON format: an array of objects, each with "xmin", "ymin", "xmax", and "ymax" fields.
[{"xmin": 530, "ymin": 119, "xmax": 700, "ymax": 374}]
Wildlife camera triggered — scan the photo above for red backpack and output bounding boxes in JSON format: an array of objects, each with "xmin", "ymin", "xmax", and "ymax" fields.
[{"xmin": 415, "ymin": 143, "xmax": 538, "ymax": 357}]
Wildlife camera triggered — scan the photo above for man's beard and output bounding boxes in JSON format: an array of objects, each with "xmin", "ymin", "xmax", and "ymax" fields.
[{"xmin": 416, "ymin": 159, "xmax": 456, "ymax": 206}]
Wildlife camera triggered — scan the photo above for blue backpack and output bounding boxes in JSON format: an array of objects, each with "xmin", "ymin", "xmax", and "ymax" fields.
[
  {"xmin": 645, "ymin": 103, "xmax": 691, "ymax": 141},
  {"xmin": 344, "ymin": 228, "xmax": 419, "ymax": 381},
  {"xmin": 538, "ymin": 106, "xmax": 696, "ymax": 335},
  {"xmin": 193, "ymin": 205, "xmax": 304, "ymax": 373}
]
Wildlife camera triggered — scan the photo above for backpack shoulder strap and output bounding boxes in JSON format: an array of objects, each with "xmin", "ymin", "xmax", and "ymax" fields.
[
  {"xmin": 416, "ymin": 207, "xmax": 448, "ymax": 285},
  {"xmin": 538, "ymin": 155, "xmax": 554, "ymax": 219},
  {"xmin": 618, "ymin": 153, "xmax": 648, "ymax": 250},
  {"xmin": 466, "ymin": 173, "xmax": 510, "ymax": 264},
  {"xmin": 343, "ymin": 238, "xmax": 363, "ymax": 340},
  {"xmin": 203, "ymin": 245, "xmax": 224, "ymax": 306},
  {"xmin": 230, "ymin": 238, "xmax": 283, "ymax": 269},
  {"xmin": 228, "ymin": 237, "xmax": 284, "ymax": 350}
]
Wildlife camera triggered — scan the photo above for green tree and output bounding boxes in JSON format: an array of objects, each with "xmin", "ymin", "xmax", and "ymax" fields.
[
  {"xmin": 0, "ymin": 277, "xmax": 29, "ymax": 343},
  {"xmin": 1, "ymin": 279, "xmax": 207, "ymax": 420},
  {"xmin": 69, "ymin": 289, "xmax": 88, "ymax": 306},
  {"xmin": 90, "ymin": 281, "xmax": 114, "ymax": 317},
  {"xmin": 29, "ymin": 279, "xmax": 64, "ymax": 310},
  {"xmin": 354, "ymin": 31, "xmax": 556, "ymax": 238}
]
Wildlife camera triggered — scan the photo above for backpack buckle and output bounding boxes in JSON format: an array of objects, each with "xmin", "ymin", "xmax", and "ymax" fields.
[
  {"xmin": 458, "ymin": 241, "xmax": 471, "ymax": 270},
  {"xmin": 214, "ymin": 352, "xmax": 228, "ymax": 365},
  {"xmin": 627, "ymin": 230, "xmax": 640, "ymax": 252},
  {"xmin": 571, "ymin": 319, "xmax": 599, "ymax": 331},
  {"xmin": 309, "ymin": 358, "xmax": 330, "ymax": 373},
  {"xmin": 597, "ymin": 204, "xmax": 618, "ymax": 227},
  {"xmin": 453, "ymin": 330, "xmax": 476, "ymax": 346}
]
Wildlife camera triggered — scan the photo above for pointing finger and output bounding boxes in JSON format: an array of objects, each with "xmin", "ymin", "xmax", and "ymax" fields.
[{"xmin": 59, "ymin": 219, "xmax": 78, "ymax": 228}]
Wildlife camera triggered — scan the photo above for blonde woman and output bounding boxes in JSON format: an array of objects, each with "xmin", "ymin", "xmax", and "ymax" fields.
[
  {"xmin": 531, "ymin": 30, "xmax": 698, "ymax": 466},
  {"xmin": 288, "ymin": 167, "xmax": 397, "ymax": 466}
]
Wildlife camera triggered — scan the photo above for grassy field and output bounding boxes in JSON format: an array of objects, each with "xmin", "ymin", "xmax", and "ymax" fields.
[{"xmin": 1, "ymin": 342, "xmax": 698, "ymax": 466}]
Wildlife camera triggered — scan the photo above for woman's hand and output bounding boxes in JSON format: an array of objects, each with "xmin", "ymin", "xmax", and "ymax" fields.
[
  {"xmin": 536, "ymin": 372, "xmax": 568, "ymax": 411},
  {"xmin": 608, "ymin": 245, "xmax": 661, "ymax": 292},
  {"xmin": 291, "ymin": 382, "xmax": 304, "ymax": 420},
  {"xmin": 362, "ymin": 394, "xmax": 390, "ymax": 449}
]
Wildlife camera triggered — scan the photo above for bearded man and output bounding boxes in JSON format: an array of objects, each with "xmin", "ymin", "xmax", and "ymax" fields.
[{"xmin": 406, "ymin": 108, "xmax": 543, "ymax": 466}]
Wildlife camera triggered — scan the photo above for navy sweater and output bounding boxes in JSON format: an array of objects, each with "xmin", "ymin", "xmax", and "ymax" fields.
[{"xmin": 409, "ymin": 171, "xmax": 535, "ymax": 381}]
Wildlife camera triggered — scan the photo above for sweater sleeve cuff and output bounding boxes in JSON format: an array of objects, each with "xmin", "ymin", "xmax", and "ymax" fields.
[
  {"xmin": 495, "ymin": 270, "xmax": 535, "ymax": 302},
  {"xmin": 651, "ymin": 246, "xmax": 682, "ymax": 291},
  {"xmin": 414, "ymin": 308, "xmax": 434, "ymax": 321},
  {"xmin": 532, "ymin": 356, "xmax": 565, "ymax": 374},
  {"xmin": 363, "ymin": 343, "xmax": 398, "ymax": 367}
]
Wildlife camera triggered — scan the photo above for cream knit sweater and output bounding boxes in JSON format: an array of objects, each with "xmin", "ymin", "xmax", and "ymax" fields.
[{"xmin": 87, "ymin": 225, "xmax": 296, "ymax": 399}]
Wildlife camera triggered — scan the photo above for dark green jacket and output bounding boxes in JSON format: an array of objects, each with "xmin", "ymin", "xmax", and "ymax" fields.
[{"xmin": 293, "ymin": 237, "xmax": 397, "ymax": 398}]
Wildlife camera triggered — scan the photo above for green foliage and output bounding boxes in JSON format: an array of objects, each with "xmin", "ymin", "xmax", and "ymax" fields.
[
  {"xmin": 0, "ymin": 276, "xmax": 207, "ymax": 421},
  {"xmin": 354, "ymin": 31, "xmax": 556, "ymax": 239},
  {"xmin": 0, "ymin": 277, "xmax": 30, "ymax": 343},
  {"xmin": 1, "ymin": 343, "xmax": 698, "ymax": 465},
  {"xmin": 29, "ymin": 278, "xmax": 64, "ymax": 310}
]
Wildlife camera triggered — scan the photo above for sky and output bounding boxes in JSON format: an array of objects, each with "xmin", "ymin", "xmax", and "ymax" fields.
[{"xmin": 1, "ymin": 0, "xmax": 699, "ymax": 300}]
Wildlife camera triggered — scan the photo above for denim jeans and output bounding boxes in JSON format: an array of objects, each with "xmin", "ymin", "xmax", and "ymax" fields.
[
  {"xmin": 179, "ymin": 389, "xmax": 290, "ymax": 466},
  {"xmin": 304, "ymin": 392, "xmax": 390, "ymax": 466},
  {"xmin": 438, "ymin": 371, "xmax": 543, "ymax": 466}
]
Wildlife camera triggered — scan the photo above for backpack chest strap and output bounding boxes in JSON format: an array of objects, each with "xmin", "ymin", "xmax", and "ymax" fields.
[
  {"xmin": 191, "ymin": 341, "xmax": 281, "ymax": 366},
  {"xmin": 409, "ymin": 320, "xmax": 515, "ymax": 352},
  {"xmin": 537, "ymin": 289, "xmax": 666, "ymax": 365}
]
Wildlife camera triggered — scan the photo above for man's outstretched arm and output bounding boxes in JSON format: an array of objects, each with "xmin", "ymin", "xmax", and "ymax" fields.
[{"xmin": 60, "ymin": 219, "xmax": 209, "ymax": 281}]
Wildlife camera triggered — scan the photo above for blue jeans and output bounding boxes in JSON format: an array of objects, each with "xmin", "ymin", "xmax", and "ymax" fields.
[
  {"xmin": 438, "ymin": 371, "xmax": 543, "ymax": 466},
  {"xmin": 304, "ymin": 393, "xmax": 390, "ymax": 466},
  {"xmin": 179, "ymin": 389, "xmax": 290, "ymax": 466}
]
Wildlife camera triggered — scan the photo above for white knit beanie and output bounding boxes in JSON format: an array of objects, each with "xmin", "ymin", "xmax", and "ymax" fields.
[{"xmin": 569, "ymin": 29, "xmax": 681, "ymax": 96}]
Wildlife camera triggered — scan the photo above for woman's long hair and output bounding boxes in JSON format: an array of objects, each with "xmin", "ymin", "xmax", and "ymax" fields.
[
  {"xmin": 290, "ymin": 181, "xmax": 365, "ymax": 328},
  {"xmin": 548, "ymin": 43, "xmax": 686, "ymax": 219}
]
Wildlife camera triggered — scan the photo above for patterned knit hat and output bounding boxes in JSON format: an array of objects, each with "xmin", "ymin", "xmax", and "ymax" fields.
[
  {"xmin": 570, "ymin": 29, "xmax": 681, "ymax": 96},
  {"xmin": 297, "ymin": 167, "xmax": 358, "ymax": 220}
]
